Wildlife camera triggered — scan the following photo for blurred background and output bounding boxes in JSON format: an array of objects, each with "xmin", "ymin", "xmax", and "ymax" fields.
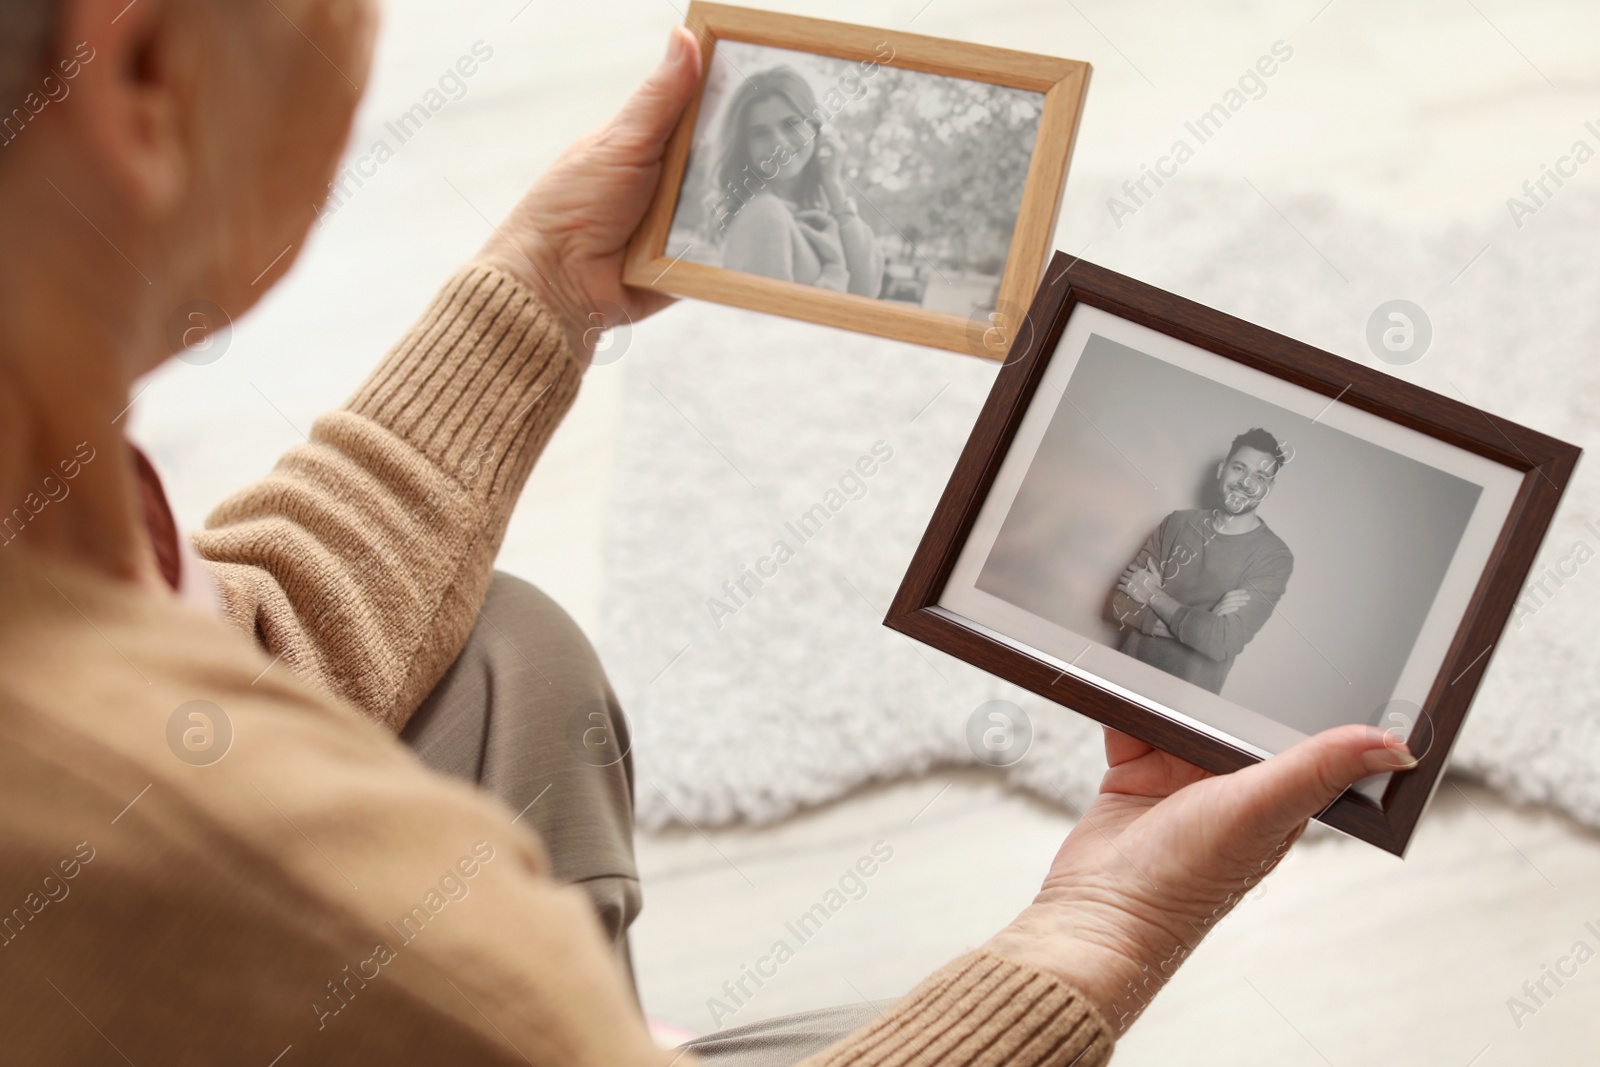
[{"xmin": 126, "ymin": 1, "xmax": 1600, "ymax": 1064}]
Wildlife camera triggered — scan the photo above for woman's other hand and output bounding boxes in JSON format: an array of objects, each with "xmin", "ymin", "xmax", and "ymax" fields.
[
  {"xmin": 815, "ymin": 126, "xmax": 847, "ymax": 201},
  {"xmin": 984, "ymin": 723, "xmax": 1418, "ymax": 1033},
  {"xmin": 472, "ymin": 26, "xmax": 701, "ymax": 358},
  {"xmin": 792, "ymin": 209, "xmax": 849, "ymax": 291},
  {"xmin": 813, "ymin": 127, "xmax": 884, "ymax": 297}
]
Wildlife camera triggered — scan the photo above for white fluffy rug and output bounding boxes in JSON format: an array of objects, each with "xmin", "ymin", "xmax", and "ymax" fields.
[{"xmin": 597, "ymin": 176, "xmax": 1600, "ymax": 832}]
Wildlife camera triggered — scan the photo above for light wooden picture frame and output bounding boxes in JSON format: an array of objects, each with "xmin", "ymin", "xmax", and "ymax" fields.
[{"xmin": 622, "ymin": 2, "xmax": 1091, "ymax": 359}]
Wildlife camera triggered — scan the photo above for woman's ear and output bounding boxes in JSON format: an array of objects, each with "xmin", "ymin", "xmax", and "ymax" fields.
[{"xmin": 54, "ymin": 0, "xmax": 194, "ymax": 216}]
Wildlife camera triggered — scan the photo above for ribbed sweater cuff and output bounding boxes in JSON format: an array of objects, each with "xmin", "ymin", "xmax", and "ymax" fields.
[
  {"xmin": 344, "ymin": 262, "xmax": 584, "ymax": 503},
  {"xmin": 804, "ymin": 951, "xmax": 1113, "ymax": 1067}
]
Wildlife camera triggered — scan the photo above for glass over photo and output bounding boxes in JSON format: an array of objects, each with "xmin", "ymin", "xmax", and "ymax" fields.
[
  {"xmin": 666, "ymin": 39, "xmax": 1045, "ymax": 319},
  {"xmin": 938, "ymin": 304, "xmax": 1523, "ymax": 764}
]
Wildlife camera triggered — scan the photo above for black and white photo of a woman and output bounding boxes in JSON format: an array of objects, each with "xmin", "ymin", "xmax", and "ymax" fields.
[
  {"xmin": 660, "ymin": 37, "xmax": 1050, "ymax": 323},
  {"xmin": 703, "ymin": 65, "xmax": 885, "ymax": 296}
]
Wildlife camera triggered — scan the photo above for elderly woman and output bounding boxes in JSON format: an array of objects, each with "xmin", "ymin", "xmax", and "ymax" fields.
[{"xmin": 0, "ymin": 1, "xmax": 1417, "ymax": 1064}]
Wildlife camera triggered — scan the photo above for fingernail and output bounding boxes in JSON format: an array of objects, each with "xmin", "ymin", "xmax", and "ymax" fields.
[
  {"xmin": 1362, "ymin": 740, "xmax": 1418, "ymax": 773},
  {"xmin": 665, "ymin": 27, "xmax": 688, "ymax": 64}
]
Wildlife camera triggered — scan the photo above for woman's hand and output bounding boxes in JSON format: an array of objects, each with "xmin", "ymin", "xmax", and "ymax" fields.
[
  {"xmin": 815, "ymin": 126, "xmax": 847, "ymax": 201},
  {"xmin": 984, "ymin": 724, "xmax": 1418, "ymax": 1034},
  {"xmin": 792, "ymin": 209, "xmax": 849, "ymax": 291},
  {"xmin": 471, "ymin": 27, "xmax": 702, "ymax": 359},
  {"xmin": 811, "ymin": 126, "xmax": 883, "ymax": 297}
]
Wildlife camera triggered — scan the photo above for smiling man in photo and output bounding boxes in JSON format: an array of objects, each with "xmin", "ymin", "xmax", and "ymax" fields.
[{"xmin": 1110, "ymin": 428, "xmax": 1296, "ymax": 695}]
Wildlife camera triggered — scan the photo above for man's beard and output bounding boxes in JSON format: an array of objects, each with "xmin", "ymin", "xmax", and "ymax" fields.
[{"xmin": 1220, "ymin": 482, "xmax": 1265, "ymax": 515}]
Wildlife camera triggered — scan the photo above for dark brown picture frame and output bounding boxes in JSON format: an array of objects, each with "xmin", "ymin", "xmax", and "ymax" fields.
[{"xmin": 884, "ymin": 251, "xmax": 1582, "ymax": 855}]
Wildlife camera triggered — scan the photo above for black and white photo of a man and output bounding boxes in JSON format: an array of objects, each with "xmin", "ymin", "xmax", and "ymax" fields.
[
  {"xmin": 949, "ymin": 324, "xmax": 1494, "ymax": 744},
  {"xmin": 1110, "ymin": 428, "xmax": 1295, "ymax": 695}
]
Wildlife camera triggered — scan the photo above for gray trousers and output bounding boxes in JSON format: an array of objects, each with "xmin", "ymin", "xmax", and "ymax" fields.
[{"xmin": 401, "ymin": 573, "xmax": 877, "ymax": 1063}]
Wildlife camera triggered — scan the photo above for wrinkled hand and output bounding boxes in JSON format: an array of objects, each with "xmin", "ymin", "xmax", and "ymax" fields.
[
  {"xmin": 984, "ymin": 724, "xmax": 1418, "ymax": 1034},
  {"xmin": 1117, "ymin": 560, "xmax": 1163, "ymax": 606},
  {"xmin": 471, "ymin": 27, "xmax": 702, "ymax": 358},
  {"xmin": 1213, "ymin": 587, "xmax": 1250, "ymax": 617}
]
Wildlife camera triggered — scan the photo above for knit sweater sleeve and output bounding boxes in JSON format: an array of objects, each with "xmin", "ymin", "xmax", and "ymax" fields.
[
  {"xmin": 1109, "ymin": 519, "xmax": 1167, "ymax": 636},
  {"xmin": 1169, "ymin": 540, "xmax": 1295, "ymax": 663},
  {"xmin": 797, "ymin": 951, "xmax": 1113, "ymax": 1067},
  {"xmin": 191, "ymin": 263, "xmax": 584, "ymax": 733}
]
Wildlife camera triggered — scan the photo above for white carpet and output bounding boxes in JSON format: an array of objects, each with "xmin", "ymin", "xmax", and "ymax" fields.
[{"xmin": 597, "ymin": 176, "xmax": 1600, "ymax": 832}]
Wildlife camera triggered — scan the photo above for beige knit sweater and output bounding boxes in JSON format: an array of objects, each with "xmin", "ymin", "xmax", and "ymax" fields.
[{"xmin": 0, "ymin": 264, "xmax": 1113, "ymax": 1065}]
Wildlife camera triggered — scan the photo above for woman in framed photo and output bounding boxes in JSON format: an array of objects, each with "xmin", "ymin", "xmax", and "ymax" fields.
[
  {"xmin": 626, "ymin": 4, "xmax": 1091, "ymax": 354},
  {"xmin": 705, "ymin": 66, "xmax": 885, "ymax": 297}
]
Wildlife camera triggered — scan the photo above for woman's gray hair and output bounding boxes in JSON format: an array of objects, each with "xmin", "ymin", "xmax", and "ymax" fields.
[{"xmin": 1, "ymin": 1, "xmax": 58, "ymax": 109}]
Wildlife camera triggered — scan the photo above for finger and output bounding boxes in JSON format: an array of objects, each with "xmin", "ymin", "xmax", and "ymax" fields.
[
  {"xmin": 1225, "ymin": 723, "xmax": 1417, "ymax": 846},
  {"xmin": 601, "ymin": 26, "xmax": 703, "ymax": 157},
  {"xmin": 1103, "ymin": 727, "xmax": 1155, "ymax": 767}
]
